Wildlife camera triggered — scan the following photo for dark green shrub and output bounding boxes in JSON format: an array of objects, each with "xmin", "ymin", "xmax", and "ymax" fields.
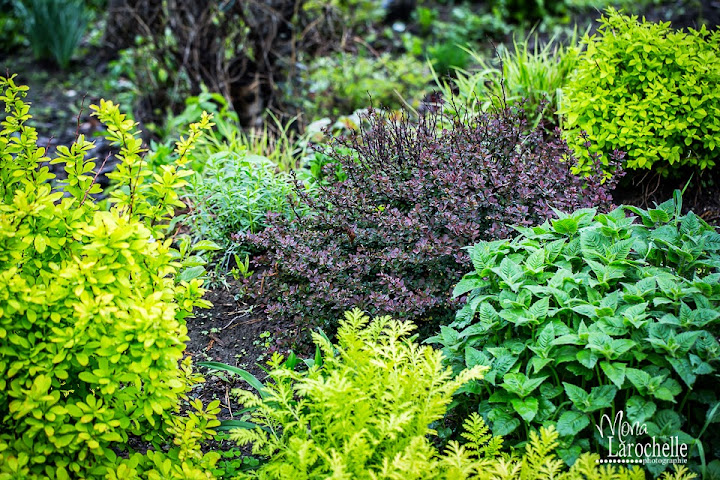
[
  {"xmin": 431, "ymin": 193, "xmax": 720, "ymax": 475},
  {"xmin": 0, "ymin": 75, "xmax": 220, "ymax": 478},
  {"xmin": 227, "ymin": 309, "xmax": 653, "ymax": 480},
  {"xmin": 0, "ymin": 0, "xmax": 25, "ymax": 53},
  {"xmin": 561, "ymin": 9, "xmax": 720, "ymax": 176},
  {"xmin": 490, "ymin": 0, "xmax": 568, "ymax": 24},
  {"xmin": 15, "ymin": 0, "xmax": 88, "ymax": 69}
]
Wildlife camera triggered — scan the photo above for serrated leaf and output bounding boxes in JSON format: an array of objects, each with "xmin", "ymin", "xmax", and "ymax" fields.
[
  {"xmin": 488, "ymin": 408, "xmax": 520, "ymax": 436},
  {"xmin": 552, "ymin": 217, "xmax": 579, "ymax": 235},
  {"xmin": 524, "ymin": 248, "xmax": 546, "ymax": 273},
  {"xmin": 453, "ymin": 276, "xmax": 484, "ymax": 297},
  {"xmin": 511, "ymin": 397, "xmax": 539, "ymax": 422},
  {"xmin": 626, "ymin": 395, "xmax": 656, "ymax": 424},
  {"xmin": 576, "ymin": 349, "xmax": 599, "ymax": 369},
  {"xmin": 556, "ymin": 410, "xmax": 590, "ymax": 437},
  {"xmin": 600, "ymin": 361, "xmax": 626, "ymax": 388},
  {"xmin": 465, "ymin": 346, "xmax": 490, "ymax": 369},
  {"xmin": 587, "ymin": 385, "xmax": 617, "ymax": 411},
  {"xmin": 563, "ymin": 383, "xmax": 589, "ymax": 407},
  {"xmin": 668, "ymin": 357, "xmax": 696, "ymax": 387}
]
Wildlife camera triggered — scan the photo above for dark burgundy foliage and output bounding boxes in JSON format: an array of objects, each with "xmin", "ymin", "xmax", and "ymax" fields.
[{"xmin": 236, "ymin": 107, "xmax": 620, "ymax": 330}]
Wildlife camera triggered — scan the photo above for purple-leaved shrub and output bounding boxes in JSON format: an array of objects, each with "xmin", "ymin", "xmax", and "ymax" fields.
[{"xmin": 237, "ymin": 107, "xmax": 621, "ymax": 330}]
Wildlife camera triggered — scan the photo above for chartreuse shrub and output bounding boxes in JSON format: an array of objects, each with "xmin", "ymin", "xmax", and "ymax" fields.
[
  {"xmin": 561, "ymin": 9, "xmax": 720, "ymax": 176},
  {"xmin": 239, "ymin": 106, "xmax": 617, "ymax": 331},
  {"xmin": 0, "ymin": 75, "xmax": 221, "ymax": 478},
  {"xmin": 431, "ymin": 192, "xmax": 720, "ymax": 475},
  {"xmin": 227, "ymin": 308, "xmax": 665, "ymax": 480}
]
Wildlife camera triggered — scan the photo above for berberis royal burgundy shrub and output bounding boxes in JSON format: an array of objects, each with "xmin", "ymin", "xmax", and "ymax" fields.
[{"xmin": 238, "ymin": 107, "xmax": 621, "ymax": 330}]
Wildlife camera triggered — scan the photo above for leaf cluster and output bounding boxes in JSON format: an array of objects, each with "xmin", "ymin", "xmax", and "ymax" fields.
[
  {"xmin": 297, "ymin": 52, "xmax": 432, "ymax": 121},
  {"xmin": 0, "ymin": 75, "xmax": 219, "ymax": 478},
  {"xmin": 561, "ymin": 9, "xmax": 720, "ymax": 175},
  {"xmin": 432, "ymin": 193, "xmax": 720, "ymax": 474},
  {"xmin": 437, "ymin": 32, "xmax": 582, "ymax": 130},
  {"xmin": 182, "ymin": 150, "xmax": 299, "ymax": 274},
  {"xmin": 238, "ymin": 106, "xmax": 617, "ymax": 331}
]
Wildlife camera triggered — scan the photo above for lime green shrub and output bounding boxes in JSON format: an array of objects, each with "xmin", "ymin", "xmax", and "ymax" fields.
[
  {"xmin": 561, "ymin": 9, "xmax": 720, "ymax": 175},
  {"xmin": 227, "ymin": 309, "xmax": 663, "ymax": 480},
  {"xmin": 0, "ymin": 75, "xmax": 220, "ymax": 478}
]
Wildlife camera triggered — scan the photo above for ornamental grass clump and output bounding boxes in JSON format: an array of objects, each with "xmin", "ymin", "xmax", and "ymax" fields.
[
  {"xmin": 0, "ymin": 75, "xmax": 220, "ymax": 479},
  {"xmin": 238, "ymin": 106, "xmax": 620, "ymax": 330}
]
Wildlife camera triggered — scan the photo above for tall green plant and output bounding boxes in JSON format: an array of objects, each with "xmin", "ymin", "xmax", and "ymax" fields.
[
  {"xmin": 181, "ymin": 150, "xmax": 299, "ymax": 274},
  {"xmin": 16, "ymin": 0, "xmax": 88, "ymax": 69},
  {"xmin": 431, "ymin": 194, "xmax": 720, "ymax": 476},
  {"xmin": 435, "ymin": 33, "xmax": 581, "ymax": 128}
]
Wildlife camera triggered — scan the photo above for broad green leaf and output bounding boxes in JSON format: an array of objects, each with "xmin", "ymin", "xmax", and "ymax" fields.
[
  {"xmin": 668, "ymin": 357, "xmax": 696, "ymax": 387},
  {"xmin": 626, "ymin": 395, "xmax": 656, "ymax": 424},
  {"xmin": 191, "ymin": 240, "xmax": 222, "ymax": 251},
  {"xmin": 556, "ymin": 410, "xmax": 590, "ymax": 437},
  {"xmin": 177, "ymin": 266, "xmax": 205, "ymax": 282},
  {"xmin": 600, "ymin": 361, "xmax": 626, "ymax": 388},
  {"xmin": 511, "ymin": 397, "xmax": 539, "ymax": 422},
  {"xmin": 587, "ymin": 385, "xmax": 617, "ymax": 411},
  {"xmin": 524, "ymin": 248, "xmax": 546, "ymax": 273},
  {"xmin": 563, "ymin": 383, "xmax": 589, "ymax": 408},
  {"xmin": 576, "ymin": 349, "xmax": 599, "ymax": 369},
  {"xmin": 552, "ymin": 217, "xmax": 579, "ymax": 235},
  {"xmin": 488, "ymin": 408, "xmax": 521, "ymax": 436},
  {"xmin": 453, "ymin": 276, "xmax": 484, "ymax": 297}
]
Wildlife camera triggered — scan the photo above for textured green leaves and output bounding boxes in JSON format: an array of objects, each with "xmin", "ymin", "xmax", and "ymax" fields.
[
  {"xmin": 439, "ymin": 197, "xmax": 720, "ymax": 459},
  {"xmin": 557, "ymin": 410, "xmax": 590, "ymax": 437}
]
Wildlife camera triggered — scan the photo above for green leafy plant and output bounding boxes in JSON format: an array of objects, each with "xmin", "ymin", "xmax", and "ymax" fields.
[
  {"xmin": 15, "ymin": 0, "xmax": 88, "ymax": 69},
  {"xmin": 431, "ymin": 192, "xmax": 720, "ymax": 475},
  {"xmin": 0, "ymin": 0, "xmax": 25, "ymax": 53},
  {"xmin": 0, "ymin": 75, "xmax": 220, "ymax": 478},
  {"xmin": 560, "ymin": 9, "xmax": 720, "ymax": 175},
  {"xmin": 152, "ymin": 90, "xmax": 303, "ymax": 173},
  {"xmin": 181, "ymin": 149, "xmax": 299, "ymax": 274},
  {"xmin": 224, "ymin": 309, "xmax": 671, "ymax": 480}
]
